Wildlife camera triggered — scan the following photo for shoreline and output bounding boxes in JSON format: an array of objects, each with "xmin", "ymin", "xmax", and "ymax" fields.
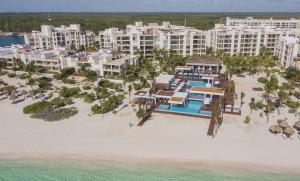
[{"xmin": 1, "ymin": 153, "xmax": 300, "ymax": 175}]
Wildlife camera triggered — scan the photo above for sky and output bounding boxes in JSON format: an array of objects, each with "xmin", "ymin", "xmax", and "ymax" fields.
[{"xmin": 0, "ymin": 0, "xmax": 299, "ymax": 12}]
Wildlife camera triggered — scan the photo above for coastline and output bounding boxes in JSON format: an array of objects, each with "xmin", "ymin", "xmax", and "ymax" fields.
[{"xmin": 1, "ymin": 74, "xmax": 300, "ymax": 178}]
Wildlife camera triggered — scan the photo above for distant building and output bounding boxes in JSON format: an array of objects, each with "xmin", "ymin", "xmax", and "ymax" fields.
[
  {"xmin": 226, "ymin": 17, "xmax": 300, "ymax": 29},
  {"xmin": 275, "ymin": 36, "xmax": 300, "ymax": 68},
  {"xmin": 98, "ymin": 21, "xmax": 207, "ymax": 57},
  {"xmin": 25, "ymin": 24, "xmax": 95, "ymax": 50}
]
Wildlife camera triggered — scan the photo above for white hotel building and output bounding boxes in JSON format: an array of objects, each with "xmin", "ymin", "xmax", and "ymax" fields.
[
  {"xmin": 226, "ymin": 17, "xmax": 300, "ymax": 29},
  {"xmin": 8, "ymin": 17, "xmax": 300, "ymax": 69},
  {"xmin": 98, "ymin": 21, "xmax": 207, "ymax": 57},
  {"xmin": 25, "ymin": 24, "xmax": 95, "ymax": 50}
]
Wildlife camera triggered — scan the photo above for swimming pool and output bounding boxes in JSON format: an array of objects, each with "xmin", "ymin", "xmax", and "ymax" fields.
[
  {"xmin": 158, "ymin": 100, "xmax": 211, "ymax": 116},
  {"xmin": 186, "ymin": 81, "xmax": 209, "ymax": 87}
]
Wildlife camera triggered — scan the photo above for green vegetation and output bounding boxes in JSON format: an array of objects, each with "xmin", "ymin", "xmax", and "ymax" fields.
[
  {"xmin": 23, "ymin": 101, "xmax": 51, "ymax": 114},
  {"xmin": 244, "ymin": 116, "xmax": 251, "ymax": 124},
  {"xmin": 136, "ymin": 108, "xmax": 145, "ymax": 118},
  {"xmin": 91, "ymin": 94, "xmax": 125, "ymax": 114},
  {"xmin": 31, "ymin": 107, "xmax": 78, "ymax": 122},
  {"xmin": 1, "ymin": 13, "xmax": 300, "ymax": 33},
  {"xmin": 7, "ymin": 72, "xmax": 16, "ymax": 78},
  {"xmin": 53, "ymin": 67, "xmax": 75, "ymax": 80},
  {"xmin": 59, "ymin": 87, "xmax": 81, "ymax": 98}
]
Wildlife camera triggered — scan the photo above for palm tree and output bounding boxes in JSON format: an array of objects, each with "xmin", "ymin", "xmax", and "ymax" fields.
[
  {"xmin": 240, "ymin": 92, "xmax": 245, "ymax": 108},
  {"xmin": 128, "ymin": 84, "xmax": 132, "ymax": 103},
  {"xmin": 263, "ymin": 75, "xmax": 278, "ymax": 103},
  {"xmin": 249, "ymin": 98, "xmax": 255, "ymax": 114}
]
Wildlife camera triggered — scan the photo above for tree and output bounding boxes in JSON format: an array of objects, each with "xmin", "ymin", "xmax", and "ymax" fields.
[
  {"xmin": 136, "ymin": 108, "xmax": 145, "ymax": 118},
  {"xmin": 244, "ymin": 115, "xmax": 251, "ymax": 124},
  {"xmin": 249, "ymin": 98, "xmax": 255, "ymax": 114},
  {"xmin": 240, "ymin": 92, "xmax": 245, "ymax": 108},
  {"xmin": 128, "ymin": 84, "xmax": 132, "ymax": 103},
  {"xmin": 264, "ymin": 100, "xmax": 276, "ymax": 123}
]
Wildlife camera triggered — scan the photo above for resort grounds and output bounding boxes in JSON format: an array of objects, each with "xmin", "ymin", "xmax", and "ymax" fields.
[{"xmin": 0, "ymin": 70, "xmax": 300, "ymax": 174}]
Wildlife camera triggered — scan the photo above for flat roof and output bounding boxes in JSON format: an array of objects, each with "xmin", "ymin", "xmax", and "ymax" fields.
[
  {"xmin": 155, "ymin": 74, "xmax": 175, "ymax": 84},
  {"xmin": 186, "ymin": 55, "xmax": 221, "ymax": 66},
  {"xmin": 156, "ymin": 90, "xmax": 174, "ymax": 97},
  {"xmin": 169, "ymin": 92, "xmax": 188, "ymax": 104},
  {"xmin": 190, "ymin": 87, "xmax": 224, "ymax": 95}
]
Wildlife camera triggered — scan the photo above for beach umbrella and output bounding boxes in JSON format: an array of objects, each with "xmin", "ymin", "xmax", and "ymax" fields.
[
  {"xmin": 283, "ymin": 126, "xmax": 295, "ymax": 137},
  {"xmin": 269, "ymin": 125, "xmax": 282, "ymax": 134},
  {"xmin": 27, "ymin": 90, "xmax": 35, "ymax": 97},
  {"xmin": 10, "ymin": 89, "xmax": 16, "ymax": 96},
  {"xmin": 36, "ymin": 93, "xmax": 45, "ymax": 99},
  {"xmin": 20, "ymin": 90, "xmax": 28, "ymax": 99},
  {"xmin": 9, "ymin": 94, "xmax": 17, "ymax": 104},
  {"xmin": 278, "ymin": 119, "xmax": 289, "ymax": 128},
  {"xmin": 293, "ymin": 121, "xmax": 300, "ymax": 131}
]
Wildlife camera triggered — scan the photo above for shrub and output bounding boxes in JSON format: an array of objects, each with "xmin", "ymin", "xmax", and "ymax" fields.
[
  {"xmin": 84, "ymin": 93, "xmax": 96, "ymax": 103},
  {"xmin": 35, "ymin": 66, "xmax": 47, "ymax": 73},
  {"xmin": 50, "ymin": 97, "xmax": 67, "ymax": 108},
  {"xmin": 23, "ymin": 101, "xmax": 51, "ymax": 114},
  {"xmin": 7, "ymin": 72, "xmax": 16, "ymax": 78},
  {"xmin": 62, "ymin": 78, "xmax": 76, "ymax": 84},
  {"xmin": 19, "ymin": 73, "xmax": 30, "ymax": 80},
  {"xmin": 285, "ymin": 99, "xmax": 299, "ymax": 109},
  {"xmin": 82, "ymin": 85, "xmax": 91, "ymax": 90},
  {"xmin": 294, "ymin": 92, "xmax": 300, "ymax": 100},
  {"xmin": 0, "ymin": 70, "xmax": 8, "ymax": 76},
  {"xmin": 59, "ymin": 87, "xmax": 81, "ymax": 98},
  {"xmin": 136, "ymin": 108, "xmax": 145, "ymax": 118},
  {"xmin": 257, "ymin": 77, "xmax": 268, "ymax": 84},
  {"xmin": 244, "ymin": 115, "xmax": 251, "ymax": 124},
  {"xmin": 61, "ymin": 67, "xmax": 75, "ymax": 77},
  {"xmin": 84, "ymin": 69, "xmax": 98, "ymax": 82},
  {"xmin": 38, "ymin": 79, "xmax": 53, "ymax": 90},
  {"xmin": 133, "ymin": 82, "xmax": 143, "ymax": 90},
  {"xmin": 254, "ymin": 101, "xmax": 264, "ymax": 110},
  {"xmin": 31, "ymin": 107, "xmax": 78, "ymax": 122}
]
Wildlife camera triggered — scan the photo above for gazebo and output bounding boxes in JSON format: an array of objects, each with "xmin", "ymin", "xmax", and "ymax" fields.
[{"xmin": 185, "ymin": 55, "xmax": 221, "ymax": 74}]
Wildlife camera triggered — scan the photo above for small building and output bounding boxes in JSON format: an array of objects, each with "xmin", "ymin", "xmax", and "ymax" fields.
[
  {"xmin": 185, "ymin": 55, "xmax": 221, "ymax": 74},
  {"xmin": 153, "ymin": 74, "xmax": 175, "ymax": 91},
  {"xmin": 168, "ymin": 92, "xmax": 189, "ymax": 106}
]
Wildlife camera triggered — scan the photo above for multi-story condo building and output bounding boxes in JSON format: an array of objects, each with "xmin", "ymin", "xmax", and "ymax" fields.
[
  {"xmin": 208, "ymin": 24, "xmax": 293, "ymax": 56},
  {"xmin": 25, "ymin": 24, "xmax": 95, "ymax": 50},
  {"xmin": 275, "ymin": 36, "xmax": 300, "ymax": 68},
  {"xmin": 98, "ymin": 22, "xmax": 207, "ymax": 57},
  {"xmin": 60, "ymin": 49, "xmax": 139, "ymax": 77},
  {"xmin": 226, "ymin": 17, "xmax": 300, "ymax": 29}
]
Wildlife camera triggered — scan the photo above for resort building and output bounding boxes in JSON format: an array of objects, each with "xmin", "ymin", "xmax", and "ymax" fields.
[
  {"xmin": 275, "ymin": 36, "xmax": 300, "ymax": 68},
  {"xmin": 98, "ymin": 21, "xmax": 207, "ymax": 57},
  {"xmin": 0, "ymin": 45, "xmax": 29, "ymax": 68},
  {"xmin": 226, "ymin": 17, "xmax": 300, "ymax": 29},
  {"xmin": 147, "ymin": 56, "xmax": 226, "ymax": 118},
  {"xmin": 60, "ymin": 49, "xmax": 139, "ymax": 77},
  {"xmin": 25, "ymin": 24, "xmax": 95, "ymax": 50},
  {"xmin": 208, "ymin": 24, "xmax": 287, "ymax": 56},
  {"xmin": 20, "ymin": 49, "xmax": 65, "ymax": 71}
]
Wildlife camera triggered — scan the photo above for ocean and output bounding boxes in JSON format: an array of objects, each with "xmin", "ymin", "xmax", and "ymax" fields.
[
  {"xmin": 0, "ymin": 159, "xmax": 299, "ymax": 181},
  {"xmin": 0, "ymin": 36, "xmax": 25, "ymax": 47}
]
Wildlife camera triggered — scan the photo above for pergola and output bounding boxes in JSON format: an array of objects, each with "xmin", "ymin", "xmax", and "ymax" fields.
[{"xmin": 185, "ymin": 55, "xmax": 221, "ymax": 73}]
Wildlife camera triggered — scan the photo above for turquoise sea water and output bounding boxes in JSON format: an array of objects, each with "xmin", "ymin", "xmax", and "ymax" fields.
[
  {"xmin": 0, "ymin": 36, "xmax": 25, "ymax": 47},
  {"xmin": 0, "ymin": 159, "xmax": 299, "ymax": 181}
]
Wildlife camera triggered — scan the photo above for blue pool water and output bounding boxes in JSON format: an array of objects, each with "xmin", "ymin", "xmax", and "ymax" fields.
[
  {"xmin": 0, "ymin": 35, "xmax": 25, "ymax": 47},
  {"xmin": 158, "ymin": 100, "xmax": 211, "ymax": 116},
  {"xmin": 187, "ymin": 81, "xmax": 209, "ymax": 87}
]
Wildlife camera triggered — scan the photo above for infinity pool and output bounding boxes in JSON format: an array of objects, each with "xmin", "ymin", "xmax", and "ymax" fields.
[
  {"xmin": 186, "ymin": 81, "xmax": 209, "ymax": 87},
  {"xmin": 158, "ymin": 100, "xmax": 211, "ymax": 116}
]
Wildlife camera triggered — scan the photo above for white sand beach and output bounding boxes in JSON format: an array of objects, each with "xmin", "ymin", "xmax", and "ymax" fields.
[{"xmin": 1, "ymin": 73, "xmax": 300, "ymax": 173}]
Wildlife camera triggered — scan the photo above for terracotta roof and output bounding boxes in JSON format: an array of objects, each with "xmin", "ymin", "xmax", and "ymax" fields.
[
  {"xmin": 170, "ymin": 97, "xmax": 184, "ymax": 103},
  {"xmin": 186, "ymin": 55, "xmax": 221, "ymax": 65},
  {"xmin": 190, "ymin": 87, "xmax": 224, "ymax": 95},
  {"xmin": 156, "ymin": 91, "xmax": 174, "ymax": 97}
]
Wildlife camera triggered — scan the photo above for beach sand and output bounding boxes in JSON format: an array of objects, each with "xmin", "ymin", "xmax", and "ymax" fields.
[{"xmin": 0, "ymin": 73, "xmax": 300, "ymax": 174}]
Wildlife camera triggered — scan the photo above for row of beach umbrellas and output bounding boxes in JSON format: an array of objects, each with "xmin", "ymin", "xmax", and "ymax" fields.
[{"xmin": 269, "ymin": 119, "xmax": 300, "ymax": 137}]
